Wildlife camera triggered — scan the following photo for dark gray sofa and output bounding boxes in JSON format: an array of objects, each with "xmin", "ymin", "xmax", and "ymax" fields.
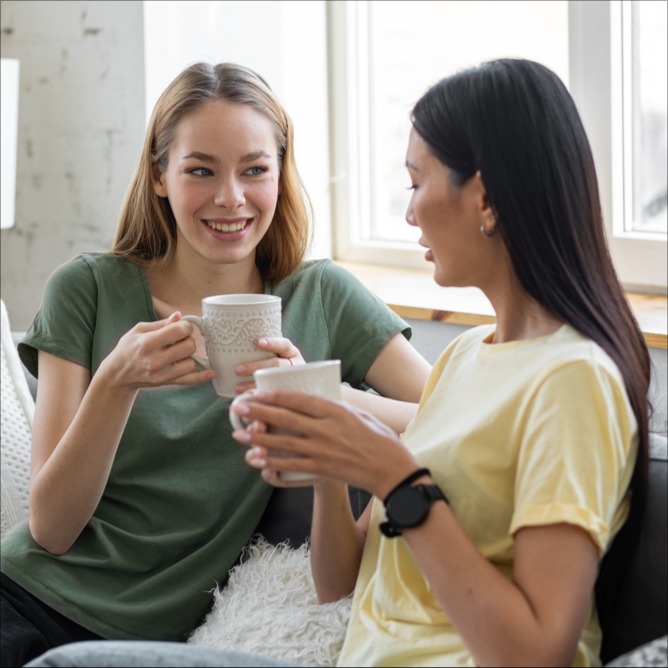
[{"xmin": 12, "ymin": 333, "xmax": 668, "ymax": 666}]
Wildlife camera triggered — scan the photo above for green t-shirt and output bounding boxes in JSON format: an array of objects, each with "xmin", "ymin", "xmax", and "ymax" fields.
[{"xmin": 1, "ymin": 253, "xmax": 410, "ymax": 641}]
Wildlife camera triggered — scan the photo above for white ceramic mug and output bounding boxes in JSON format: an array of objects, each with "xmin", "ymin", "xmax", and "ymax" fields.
[
  {"xmin": 182, "ymin": 294, "xmax": 282, "ymax": 399},
  {"xmin": 229, "ymin": 360, "xmax": 342, "ymax": 482}
]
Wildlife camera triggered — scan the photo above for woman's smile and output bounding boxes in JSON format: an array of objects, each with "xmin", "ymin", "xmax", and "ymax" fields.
[
  {"xmin": 153, "ymin": 100, "xmax": 280, "ymax": 267},
  {"xmin": 204, "ymin": 217, "xmax": 252, "ymax": 239}
]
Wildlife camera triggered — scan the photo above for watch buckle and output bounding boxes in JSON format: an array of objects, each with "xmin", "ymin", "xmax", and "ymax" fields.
[{"xmin": 379, "ymin": 520, "xmax": 402, "ymax": 538}]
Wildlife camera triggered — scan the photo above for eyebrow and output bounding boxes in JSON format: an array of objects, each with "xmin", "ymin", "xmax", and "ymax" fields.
[
  {"xmin": 181, "ymin": 150, "xmax": 273, "ymax": 163},
  {"xmin": 405, "ymin": 159, "xmax": 419, "ymax": 171},
  {"xmin": 182, "ymin": 151, "xmax": 218, "ymax": 163},
  {"xmin": 240, "ymin": 150, "xmax": 273, "ymax": 163}
]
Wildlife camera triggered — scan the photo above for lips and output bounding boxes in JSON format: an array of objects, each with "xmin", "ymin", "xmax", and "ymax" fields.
[
  {"xmin": 206, "ymin": 218, "xmax": 249, "ymax": 233},
  {"xmin": 418, "ymin": 240, "xmax": 434, "ymax": 262}
]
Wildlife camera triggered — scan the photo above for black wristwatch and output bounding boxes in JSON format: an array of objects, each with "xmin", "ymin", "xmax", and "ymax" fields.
[{"xmin": 380, "ymin": 468, "xmax": 448, "ymax": 538}]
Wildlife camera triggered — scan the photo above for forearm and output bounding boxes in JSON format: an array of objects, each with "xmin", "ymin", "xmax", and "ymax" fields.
[
  {"xmin": 341, "ymin": 385, "xmax": 418, "ymax": 434},
  {"xmin": 29, "ymin": 372, "xmax": 138, "ymax": 554},
  {"xmin": 402, "ymin": 497, "xmax": 594, "ymax": 666},
  {"xmin": 310, "ymin": 480, "xmax": 366, "ymax": 603}
]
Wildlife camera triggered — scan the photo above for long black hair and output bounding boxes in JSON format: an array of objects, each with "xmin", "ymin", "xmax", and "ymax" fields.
[{"xmin": 411, "ymin": 58, "xmax": 650, "ymax": 637}]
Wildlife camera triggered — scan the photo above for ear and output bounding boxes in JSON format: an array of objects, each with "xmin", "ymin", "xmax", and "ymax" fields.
[
  {"xmin": 472, "ymin": 171, "xmax": 493, "ymax": 218},
  {"xmin": 152, "ymin": 161, "xmax": 168, "ymax": 198}
]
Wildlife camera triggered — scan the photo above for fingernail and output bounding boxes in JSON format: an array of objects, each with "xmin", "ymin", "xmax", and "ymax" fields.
[
  {"xmin": 233, "ymin": 429, "xmax": 251, "ymax": 442},
  {"xmin": 249, "ymin": 447, "xmax": 266, "ymax": 467},
  {"xmin": 257, "ymin": 338, "xmax": 268, "ymax": 346},
  {"xmin": 232, "ymin": 402, "xmax": 250, "ymax": 415},
  {"xmin": 235, "ymin": 365, "xmax": 247, "ymax": 375}
]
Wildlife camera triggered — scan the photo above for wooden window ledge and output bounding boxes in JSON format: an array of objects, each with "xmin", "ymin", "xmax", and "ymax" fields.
[{"xmin": 336, "ymin": 261, "xmax": 667, "ymax": 350}]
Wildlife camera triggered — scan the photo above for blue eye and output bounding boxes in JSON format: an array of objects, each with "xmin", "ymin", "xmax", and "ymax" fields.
[
  {"xmin": 189, "ymin": 167, "xmax": 212, "ymax": 177},
  {"xmin": 246, "ymin": 166, "xmax": 268, "ymax": 176}
]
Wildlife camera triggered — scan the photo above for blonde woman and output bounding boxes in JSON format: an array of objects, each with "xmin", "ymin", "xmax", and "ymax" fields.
[{"xmin": 1, "ymin": 62, "xmax": 431, "ymax": 667}]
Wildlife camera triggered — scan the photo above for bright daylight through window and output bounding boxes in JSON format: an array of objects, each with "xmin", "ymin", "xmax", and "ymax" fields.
[
  {"xmin": 619, "ymin": 0, "xmax": 667, "ymax": 236},
  {"xmin": 331, "ymin": 0, "xmax": 667, "ymax": 292}
]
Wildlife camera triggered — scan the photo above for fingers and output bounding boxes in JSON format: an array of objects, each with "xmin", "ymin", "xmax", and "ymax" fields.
[
  {"xmin": 231, "ymin": 339, "xmax": 304, "ymax": 388},
  {"xmin": 118, "ymin": 313, "xmax": 214, "ymax": 388},
  {"xmin": 131, "ymin": 314, "xmax": 195, "ymax": 358},
  {"xmin": 168, "ymin": 366, "xmax": 216, "ymax": 387},
  {"xmin": 238, "ymin": 338, "xmax": 304, "ymax": 377},
  {"xmin": 232, "ymin": 389, "xmax": 340, "ymax": 423},
  {"xmin": 256, "ymin": 337, "xmax": 301, "ymax": 359},
  {"xmin": 133, "ymin": 311, "xmax": 182, "ymax": 335},
  {"xmin": 244, "ymin": 443, "xmax": 319, "ymax": 487},
  {"xmin": 234, "ymin": 392, "xmax": 414, "ymax": 498}
]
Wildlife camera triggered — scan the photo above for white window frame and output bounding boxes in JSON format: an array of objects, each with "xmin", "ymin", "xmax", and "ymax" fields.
[{"xmin": 329, "ymin": 0, "xmax": 668, "ymax": 292}]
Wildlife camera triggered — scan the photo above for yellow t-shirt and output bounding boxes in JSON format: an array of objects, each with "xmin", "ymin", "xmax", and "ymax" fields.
[{"xmin": 337, "ymin": 324, "xmax": 637, "ymax": 667}]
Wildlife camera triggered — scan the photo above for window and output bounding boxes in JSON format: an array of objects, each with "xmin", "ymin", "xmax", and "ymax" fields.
[
  {"xmin": 330, "ymin": 0, "xmax": 667, "ymax": 292},
  {"xmin": 615, "ymin": 0, "xmax": 667, "ymax": 236}
]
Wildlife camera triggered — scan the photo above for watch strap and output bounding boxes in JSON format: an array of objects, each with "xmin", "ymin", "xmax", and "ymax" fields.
[{"xmin": 382, "ymin": 467, "xmax": 431, "ymax": 504}]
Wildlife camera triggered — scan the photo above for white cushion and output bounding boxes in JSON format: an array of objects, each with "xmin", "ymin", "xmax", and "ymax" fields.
[
  {"xmin": 188, "ymin": 537, "xmax": 351, "ymax": 667},
  {"xmin": 1, "ymin": 298, "xmax": 33, "ymax": 539}
]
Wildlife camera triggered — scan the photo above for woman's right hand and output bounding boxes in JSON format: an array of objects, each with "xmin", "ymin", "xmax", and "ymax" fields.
[
  {"xmin": 99, "ymin": 311, "xmax": 216, "ymax": 391},
  {"xmin": 28, "ymin": 312, "xmax": 212, "ymax": 554}
]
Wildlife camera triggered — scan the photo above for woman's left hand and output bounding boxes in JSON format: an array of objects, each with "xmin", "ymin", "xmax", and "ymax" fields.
[
  {"xmin": 230, "ymin": 389, "xmax": 419, "ymax": 498},
  {"xmin": 234, "ymin": 337, "xmax": 305, "ymax": 394}
]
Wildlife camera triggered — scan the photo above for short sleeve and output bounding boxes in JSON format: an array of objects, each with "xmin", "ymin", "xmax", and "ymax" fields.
[
  {"xmin": 510, "ymin": 358, "xmax": 637, "ymax": 553},
  {"xmin": 18, "ymin": 256, "xmax": 98, "ymax": 378},
  {"xmin": 317, "ymin": 261, "xmax": 411, "ymax": 387}
]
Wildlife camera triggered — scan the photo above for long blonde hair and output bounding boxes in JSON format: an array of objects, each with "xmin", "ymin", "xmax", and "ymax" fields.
[{"xmin": 112, "ymin": 62, "xmax": 312, "ymax": 282}]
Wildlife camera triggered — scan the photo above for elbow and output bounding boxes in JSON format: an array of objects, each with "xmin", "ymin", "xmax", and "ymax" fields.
[
  {"xmin": 313, "ymin": 575, "xmax": 355, "ymax": 604},
  {"xmin": 316, "ymin": 589, "xmax": 353, "ymax": 605},
  {"xmin": 28, "ymin": 515, "xmax": 74, "ymax": 555}
]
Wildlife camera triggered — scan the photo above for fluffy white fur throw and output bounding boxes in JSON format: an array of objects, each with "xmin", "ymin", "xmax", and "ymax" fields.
[{"xmin": 188, "ymin": 537, "xmax": 352, "ymax": 667}]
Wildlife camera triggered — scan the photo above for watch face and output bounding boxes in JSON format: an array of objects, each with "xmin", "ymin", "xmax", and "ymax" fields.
[{"xmin": 386, "ymin": 485, "xmax": 430, "ymax": 528}]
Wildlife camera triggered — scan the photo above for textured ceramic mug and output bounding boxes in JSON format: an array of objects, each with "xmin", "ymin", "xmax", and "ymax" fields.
[
  {"xmin": 229, "ymin": 360, "xmax": 342, "ymax": 482},
  {"xmin": 182, "ymin": 294, "xmax": 282, "ymax": 398}
]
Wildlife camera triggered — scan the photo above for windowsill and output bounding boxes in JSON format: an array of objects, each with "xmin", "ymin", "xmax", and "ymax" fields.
[{"xmin": 335, "ymin": 261, "xmax": 668, "ymax": 350}]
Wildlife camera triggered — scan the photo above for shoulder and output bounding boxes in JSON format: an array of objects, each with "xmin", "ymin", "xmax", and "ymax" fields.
[
  {"xmin": 276, "ymin": 258, "xmax": 340, "ymax": 286},
  {"xmin": 431, "ymin": 324, "xmax": 494, "ymax": 366},
  {"xmin": 539, "ymin": 325, "xmax": 625, "ymax": 388},
  {"xmin": 46, "ymin": 253, "xmax": 139, "ymax": 287},
  {"xmin": 273, "ymin": 258, "xmax": 380, "ymax": 300},
  {"xmin": 38, "ymin": 252, "xmax": 144, "ymax": 329}
]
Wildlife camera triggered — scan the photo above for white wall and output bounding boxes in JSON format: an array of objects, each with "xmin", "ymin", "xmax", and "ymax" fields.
[
  {"xmin": 143, "ymin": 1, "xmax": 330, "ymax": 260},
  {"xmin": 0, "ymin": 0, "xmax": 146, "ymax": 330},
  {"xmin": 0, "ymin": 0, "xmax": 329, "ymax": 330}
]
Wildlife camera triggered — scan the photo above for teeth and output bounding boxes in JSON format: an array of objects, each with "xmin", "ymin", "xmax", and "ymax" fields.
[{"xmin": 207, "ymin": 220, "xmax": 247, "ymax": 232}]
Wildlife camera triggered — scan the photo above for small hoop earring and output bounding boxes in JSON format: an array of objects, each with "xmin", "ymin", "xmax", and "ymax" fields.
[{"xmin": 480, "ymin": 223, "xmax": 496, "ymax": 238}]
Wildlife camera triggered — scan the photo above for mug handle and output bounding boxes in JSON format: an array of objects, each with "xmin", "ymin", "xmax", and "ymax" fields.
[
  {"xmin": 181, "ymin": 315, "xmax": 210, "ymax": 370},
  {"xmin": 229, "ymin": 392, "xmax": 256, "ymax": 431}
]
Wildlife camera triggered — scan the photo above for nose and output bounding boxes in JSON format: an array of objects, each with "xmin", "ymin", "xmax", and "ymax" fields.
[
  {"xmin": 405, "ymin": 204, "xmax": 417, "ymax": 227},
  {"xmin": 214, "ymin": 177, "xmax": 245, "ymax": 209}
]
